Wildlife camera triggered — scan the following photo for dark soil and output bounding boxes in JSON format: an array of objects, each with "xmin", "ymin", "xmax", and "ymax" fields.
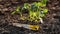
[{"xmin": 0, "ymin": 0, "xmax": 60, "ymax": 34}]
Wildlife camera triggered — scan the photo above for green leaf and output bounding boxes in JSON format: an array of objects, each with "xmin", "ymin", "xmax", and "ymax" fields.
[
  {"xmin": 16, "ymin": 6, "xmax": 20, "ymax": 12},
  {"xmin": 33, "ymin": 2, "xmax": 43, "ymax": 7},
  {"xmin": 11, "ymin": 11, "xmax": 16, "ymax": 14},
  {"xmin": 41, "ymin": 0, "xmax": 48, "ymax": 6},
  {"xmin": 42, "ymin": 0, "xmax": 47, "ymax": 4},
  {"xmin": 43, "ymin": 9, "xmax": 48, "ymax": 13},
  {"xmin": 23, "ymin": 3, "xmax": 30, "ymax": 9},
  {"xmin": 37, "ymin": 2, "xmax": 43, "ymax": 6}
]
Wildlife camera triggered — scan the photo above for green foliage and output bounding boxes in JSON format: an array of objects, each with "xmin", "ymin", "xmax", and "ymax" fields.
[
  {"xmin": 11, "ymin": 6, "xmax": 20, "ymax": 14},
  {"xmin": 23, "ymin": 3, "xmax": 30, "ymax": 9},
  {"xmin": 41, "ymin": 0, "xmax": 48, "ymax": 4},
  {"xmin": 11, "ymin": 0, "xmax": 48, "ymax": 22},
  {"xmin": 41, "ymin": 0, "xmax": 48, "ymax": 6},
  {"xmin": 33, "ymin": 2, "xmax": 44, "ymax": 7}
]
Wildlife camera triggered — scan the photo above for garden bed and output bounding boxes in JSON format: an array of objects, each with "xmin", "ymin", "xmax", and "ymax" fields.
[{"xmin": 0, "ymin": 0, "xmax": 60, "ymax": 34}]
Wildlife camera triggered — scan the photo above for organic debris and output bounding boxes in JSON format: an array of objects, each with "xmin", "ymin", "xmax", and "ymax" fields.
[{"xmin": 12, "ymin": 23, "xmax": 40, "ymax": 30}]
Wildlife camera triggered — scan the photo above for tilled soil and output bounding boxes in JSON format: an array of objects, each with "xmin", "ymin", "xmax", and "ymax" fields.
[{"xmin": 0, "ymin": 0, "xmax": 60, "ymax": 34}]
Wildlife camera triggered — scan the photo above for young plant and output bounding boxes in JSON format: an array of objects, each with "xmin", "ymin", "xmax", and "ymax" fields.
[{"xmin": 11, "ymin": 0, "xmax": 48, "ymax": 23}]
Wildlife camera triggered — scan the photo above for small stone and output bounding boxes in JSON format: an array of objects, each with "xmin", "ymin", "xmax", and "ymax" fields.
[
  {"xmin": 53, "ymin": 13, "xmax": 56, "ymax": 16},
  {"xmin": 0, "ymin": 0, "xmax": 2, "ymax": 2},
  {"xmin": 29, "ymin": 33, "xmax": 32, "ymax": 34},
  {"xmin": 3, "ymin": 8, "xmax": 8, "ymax": 11},
  {"xmin": 52, "ymin": 7, "xmax": 56, "ymax": 10}
]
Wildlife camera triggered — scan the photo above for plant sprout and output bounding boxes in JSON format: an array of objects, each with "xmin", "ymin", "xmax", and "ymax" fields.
[{"xmin": 11, "ymin": 0, "xmax": 48, "ymax": 23}]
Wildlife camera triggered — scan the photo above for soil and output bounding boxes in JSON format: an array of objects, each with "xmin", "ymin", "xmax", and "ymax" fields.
[{"xmin": 0, "ymin": 0, "xmax": 60, "ymax": 34}]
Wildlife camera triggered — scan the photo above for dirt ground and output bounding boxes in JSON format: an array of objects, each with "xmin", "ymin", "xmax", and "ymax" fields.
[{"xmin": 0, "ymin": 0, "xmax": 60, "ymax": 34}]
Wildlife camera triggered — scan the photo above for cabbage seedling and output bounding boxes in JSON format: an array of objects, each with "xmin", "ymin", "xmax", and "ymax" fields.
[{"xmin": 11, "ymin": 0, "xmax": 48, "ymax": 23}]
